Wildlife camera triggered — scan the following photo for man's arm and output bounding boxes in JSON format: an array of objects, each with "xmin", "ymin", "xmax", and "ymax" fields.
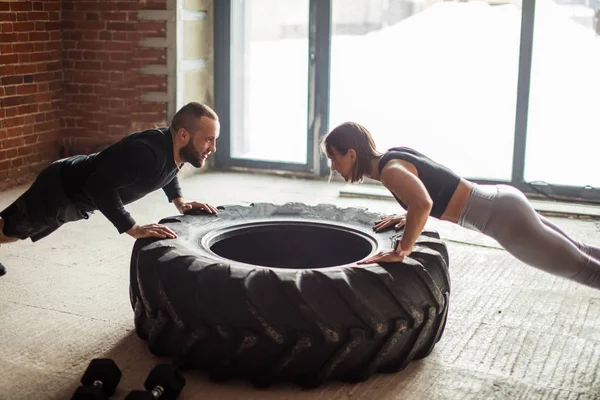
[
  {"xmin": 163, "ymin": 174, "xmax": 183, "ymax": 205},
  {"xmin": 82, "ymin": 143, "xmax": 156, "ymax": 234},
  {"xmin": 161, "ymin": 167, "xmax": 218, "ymax": 215}
]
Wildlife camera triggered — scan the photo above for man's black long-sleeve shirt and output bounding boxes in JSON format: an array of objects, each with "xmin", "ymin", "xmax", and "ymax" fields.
[{"xmin": 59, "ymin": 127, "xmax": 183, "ymax": 233}]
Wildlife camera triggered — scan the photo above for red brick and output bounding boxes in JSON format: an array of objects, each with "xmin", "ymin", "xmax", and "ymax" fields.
[
  {"xmin": 45, "ymin": 21, "xmax": 61, "ymax": 31},
  {"xmin": 3, "ymin": 116, "xmax": 25, "ymax": 128},
  {"xmin": 5, "ymin": 106, "xmax": 17, "ymax": 118},
  {"xmin": 112, "ymin": 31, "xmax": 127, "ymax": 41},
  {"xmin": 2, "ymin": 137, "xmax": 24, "ymax": 149},
  {"xmin": 15, "ymin": 64, "xmax": 37, "ymax": 75},
  {"xmin": 85, "ymin": 12, "xmax": 100, "ymax": 21},
  {"xmin": 69, "ymin": 50, "xmax": 83, "ymax": 60},
  {"xmin": 82, "ymin": 30, "xmax": 99, "ymax": 40},
  {"xmin": 45, "ymin": 41, "xmax": 61, "ymax": 51},
  {"xmin": 34, "ymin": 92, "xmax": 51, "ymax": 103},
  {"xmin": 22, "ymin": 114, "xmax": 37, "ymax": 125},
  {"xmin": 1, "ymin": 75, "xmax": 23, "ymax": 85},
  {"xmin": 135, "ymin": 21, "xmax": 165, "ymax": 33},
  {"xmin": 74, "ymin": 1, "xmax": 105, "ymax": 12},
  {"xmin": 94, "ymin": 51, "xmax": 111, "ymax": 61},
  {"xmin": 1, "ymin": 23, "xmax": 14, "ymax": 33},
  {"xmin": 38, "ymin": 102, "xmax": 53, "ymax": 112},
  {"xmin": 63, "ymin": 40, "xmax": 76, "ymax": 50},
  {"xmin": 17, "ymin": 84, "xmax": 38, "ymax": 96},
  {"xmin": 99, "ymin": 31, "xmax": 111, "ymax": 40},
  {"xmin": 18, "ymin": 146, "xmax": 33, "ymax": 156},
  {"xmin": 0, "ymin": 13, "xmax": 17, "ymax": 22},
  {"xmin": 138, "ymin": 75, "xmax": 166, "ymax": 87},
  {"xmin": 134, "ymin": 48, "xmax": 166, "ymax": 61},
  {"xmin": 75, "ymin": 20, "xmax": 105, "ymax": 30},
  {"xmin": 62, "ymin": 0, "xmax": 75, "ymax": 11},
  {"xmin": 10, "ymin": 2, "xmax": 33, "ymax": 12},
  {"xmin": 102, "ymin": 11, "xmax": 127, "ymax": 21},
  {"xmin": 109, "ymin": 51, "xmax": 130, "ymax": 61},
  {"xmin": 101, "ymin": 61, "xmax": 128, "ymax": 71},
  {"xmin": 12, "ymin": 21, "xmax": 35, "ymax": 32},
  {"xmin": 144, "ymin": 1, "xmax": 167, "ymax": 10},
  {"xmin": 44, "ymin": 2, "xmax": 61, "ymax": 12},
  {"xmin": 76, "ymin": 40, "xmax": 105, "ymax": 51},
  {"xmin": 61, "ymin": 20, "xmax": 76, "ymax": 30},
  {"xmin": 75, "ymin": 60, "xmax": 103, "ymax": 70},
  {"xmin": 0, "ymin": 32, "xmax": 17, "ymax": 42},
  {"xmin": 125, "ymin": 32, "xmax": 141, "ymax": 42},
  {"xmin": 29, "ymin": 31, "xmax": 49, "ymax": 41},
  {"xmin": 29, "ymin": 51, "xmax": 52, "ymax": 62},
  {"xmin": 27, "ymin": 11, "xmax": 49, "ymax": 21},
  {"xmin": 116, "ymin": 3, "xmax": 139, "ymax": 11},
  {"xmin": 34, "ymin": 121, "xmax": 56, "ymax": 133},
  {"xmin": 13, "ymin": 42, "xmax": 34, "ymax": 52},
  {"xmin": 102, "ymin": 41, "xmax": 134, "ymax": 51},
  {"xmin": 107, "ymin": 22, "xmax": 135, "ymax": 31}
]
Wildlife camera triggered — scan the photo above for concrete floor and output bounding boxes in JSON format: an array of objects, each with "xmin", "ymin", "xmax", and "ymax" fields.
[{"xmin": 1, "ymin": 171, "xmax": 600, "ymax": 400}]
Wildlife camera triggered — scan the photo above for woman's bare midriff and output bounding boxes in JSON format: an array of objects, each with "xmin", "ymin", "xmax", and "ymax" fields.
[
  {"xmin": 440, "ymin": 179, "xmax": 474, "ymax": 223},
  {"xmin": 387, "ymin": 159, "xmax": 473, "ymax": 224}
]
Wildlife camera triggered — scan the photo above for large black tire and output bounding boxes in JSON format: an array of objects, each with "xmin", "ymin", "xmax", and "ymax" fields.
[{"xmin": 129, "ymin": 203, "xmax": 450, "ymax": 388}]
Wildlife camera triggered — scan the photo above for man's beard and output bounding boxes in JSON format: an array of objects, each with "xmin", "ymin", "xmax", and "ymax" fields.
[{"xmin": 180, "ymin": 141, "xmax": 204, "ymax": 168}]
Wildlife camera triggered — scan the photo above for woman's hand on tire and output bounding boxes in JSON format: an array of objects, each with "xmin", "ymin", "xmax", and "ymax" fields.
[
  {"xmin": 357, "ymin": 249, "xmax": 411, "ymax": 265},
  {"xmin": 126, "ymin": 223, "xmax": 178, "ymax": 239},
  {"xmin": 373, "ymin": 214, "xmax": 406, "ymax": 232}
]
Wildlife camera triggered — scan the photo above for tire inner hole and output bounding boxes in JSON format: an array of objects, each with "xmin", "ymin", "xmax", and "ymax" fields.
[{"xmin": 209, "ymin": 223, "xmax": 374, "ymax": 269}]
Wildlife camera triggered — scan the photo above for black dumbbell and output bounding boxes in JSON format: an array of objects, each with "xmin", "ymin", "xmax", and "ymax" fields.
[
  {"xmin": 71, "ymin": 358, "xmax": 122, "ymax": 400},
  {"xmin": 124, "ymin": 364, "xmax": 186, "ymax": 400}
]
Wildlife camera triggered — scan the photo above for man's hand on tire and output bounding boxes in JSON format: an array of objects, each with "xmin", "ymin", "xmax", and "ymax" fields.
[{"xmin": 126, "ymin": 223, "xmax": 178, "ymax": 239}]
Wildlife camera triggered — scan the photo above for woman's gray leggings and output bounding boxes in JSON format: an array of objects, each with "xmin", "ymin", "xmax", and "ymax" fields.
[{"xmin": 458, "ymin": 184, "xmax": 600, "ymax": 289}]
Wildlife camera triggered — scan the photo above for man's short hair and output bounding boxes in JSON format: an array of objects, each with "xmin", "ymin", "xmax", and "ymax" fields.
[{"xmin": 170, "ymin": 102, "xmax": 218, "ymax": 133}]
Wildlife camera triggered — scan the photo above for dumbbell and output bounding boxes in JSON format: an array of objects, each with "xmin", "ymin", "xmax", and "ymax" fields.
[
  {"xmin": 71, "ymin": 358, "xmax": 122, "ymax": 400},
  {"xmin": 124, "ymin": 364, "xmax": 186, "ymax": 400}
]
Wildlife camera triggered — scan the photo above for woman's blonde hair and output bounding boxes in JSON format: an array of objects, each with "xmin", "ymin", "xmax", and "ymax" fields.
[{"xmin": 320, "ymin": 122, "xmax": 382, "ymax": 183}]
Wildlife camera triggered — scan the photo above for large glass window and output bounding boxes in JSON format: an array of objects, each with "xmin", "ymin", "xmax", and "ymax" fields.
[
  {"xmin": 230, "ymin": 0, "xmax": 309, "ymax": 164},
  {"xmin": 525, "ymin": 0, "xmax": 600, "ymax": 187},
  {"xmin": 329, "ymin": 0, "xmax": 523, "ymax": 181}
]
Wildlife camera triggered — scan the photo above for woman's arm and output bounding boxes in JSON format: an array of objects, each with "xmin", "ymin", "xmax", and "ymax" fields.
[
  {"xmin": 358, "ymin": 160, "xmax": 432, "ymax": 265},
  {"xmin": 381, "ymin": 160, "xmax": 432, "ymax": 253}
]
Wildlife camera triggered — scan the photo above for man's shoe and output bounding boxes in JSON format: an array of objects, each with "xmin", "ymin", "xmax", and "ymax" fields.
[{"xmin": 0, "ymin": 263, "xmax": 6, "ymax": 276}]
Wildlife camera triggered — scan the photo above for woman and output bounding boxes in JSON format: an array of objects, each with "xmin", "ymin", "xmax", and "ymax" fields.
[{"xmin": 322, "ymin": 121, "xmax": 600, "ymax": 289}]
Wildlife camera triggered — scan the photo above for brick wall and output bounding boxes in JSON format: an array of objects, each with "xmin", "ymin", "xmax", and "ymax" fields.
[
  {"xmin": 0, "ymin": 0, "xmax": 171, "ymax": 190},
  {"xmin": 0, "ymin": 0, "xmax": 63, "ymax": 189},
  {"xmin": 61, "ymin": 0, "xmax": 169, "ymax": 156}
]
